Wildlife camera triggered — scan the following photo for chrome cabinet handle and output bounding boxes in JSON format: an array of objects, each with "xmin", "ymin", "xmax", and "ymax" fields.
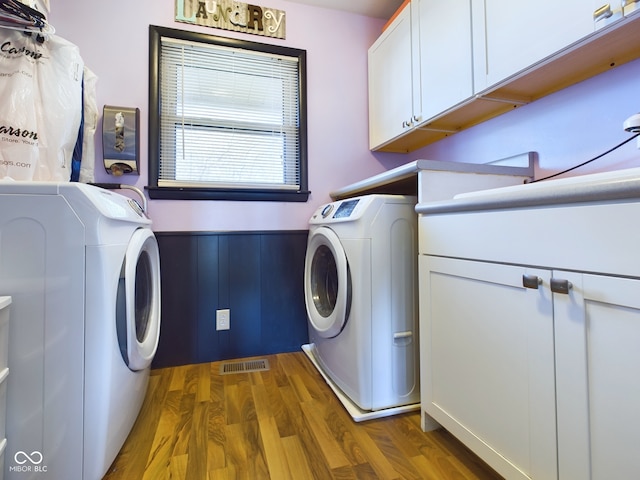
[
  {"xmin": 522, "ymin": 274, "xmax": 542, "ymax": 290},
  {"xmin": 594, "ymin": 4, "xmax": 613, "ymax": 20},
  {"xmin": 550, "ymin": 278, "xmax": 572, "ymax": 295},
  {"xmin": 624, "ymin": 0, "xmax": 639, "ymax": 6}
]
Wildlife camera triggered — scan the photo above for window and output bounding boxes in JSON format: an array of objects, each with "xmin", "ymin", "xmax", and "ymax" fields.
[{"xmin": 148, "ymin": 26, "xmax": 309, "ymax": 201}]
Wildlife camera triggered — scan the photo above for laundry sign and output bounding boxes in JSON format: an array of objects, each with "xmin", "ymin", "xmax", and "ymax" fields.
[{"xmin": 175, "ymin": 0, "xmax": 286, "ymax": 39}]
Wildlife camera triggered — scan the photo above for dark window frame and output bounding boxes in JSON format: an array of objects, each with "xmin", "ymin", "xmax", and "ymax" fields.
[{"xmin": 147, "ymin": 25, "xmax": 309, "ymax": 202}]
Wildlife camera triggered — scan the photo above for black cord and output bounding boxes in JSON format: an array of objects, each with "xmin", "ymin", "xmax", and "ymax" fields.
[{"xmin": 528, "ymin": 132, "xmax": 640, "ymax": 183}]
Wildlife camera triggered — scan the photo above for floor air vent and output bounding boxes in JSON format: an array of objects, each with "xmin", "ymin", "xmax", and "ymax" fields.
[{"xmin": 219, "ymin": 358, "xmax": 270, "ymax": 375}]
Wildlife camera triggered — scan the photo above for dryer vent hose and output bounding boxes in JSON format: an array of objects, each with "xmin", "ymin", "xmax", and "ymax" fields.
[{"xmin": 89, "ymin": 183, "xmax": 148, "ymax": 214}]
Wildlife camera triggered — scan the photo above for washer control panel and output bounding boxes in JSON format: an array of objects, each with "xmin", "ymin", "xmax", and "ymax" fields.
[
  {"xmin": 333, "ymin": 199, "xmax": 359, "ymax": 218},
  {"xmin": 312, "ymin": 198, "xmax": 362, "ymax": 223},
  {"xmin": 309, "ymin": 194, "xmax": 416, "ymax": 225}
]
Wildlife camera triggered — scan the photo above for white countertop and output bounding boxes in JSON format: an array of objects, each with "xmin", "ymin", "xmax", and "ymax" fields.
[
  {"xmin": 330, "ymin": 158, "xmax": 534, "ymax": 200},
  {"xmin": 416, "ymin": 167, "xmax": 640, "ymax": 214}
]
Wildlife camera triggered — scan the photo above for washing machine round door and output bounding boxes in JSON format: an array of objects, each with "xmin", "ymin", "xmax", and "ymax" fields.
[
  {"xmin": 119, "ymin": 228, "xmax": 161, "ymax": 371},
  {"xmin": 305, "ymin": 226, "xmax": 351, "ymax": 338}
]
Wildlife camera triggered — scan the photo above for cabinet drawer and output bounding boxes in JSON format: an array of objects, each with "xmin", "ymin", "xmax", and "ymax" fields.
[{"xmin": 418, "ymin": 200, "xmax": 640, "ymax": 277}]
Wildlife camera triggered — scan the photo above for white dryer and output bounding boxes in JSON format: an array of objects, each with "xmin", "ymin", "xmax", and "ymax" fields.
[
  {"xmin": 303, "ymin": 194, "xmax": 419, "ymax": 418},
  {"xmin": 0, "ymin": 182, "xmax": 161, "ymax": 480}
]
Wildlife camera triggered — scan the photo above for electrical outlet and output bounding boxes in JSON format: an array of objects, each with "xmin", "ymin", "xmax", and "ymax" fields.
[{"xmin": 216, "ymin": 309, "xmax": 230, "ymax": 330}]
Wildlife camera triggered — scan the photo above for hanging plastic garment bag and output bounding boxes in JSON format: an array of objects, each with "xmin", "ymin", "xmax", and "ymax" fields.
[
  {"xmin": 78, "ymin": 66, "xmax": 98, "ymax": 184},
  {"xmin": 0, "ymin": 30, "xmax": 84, "ymax": 181}
]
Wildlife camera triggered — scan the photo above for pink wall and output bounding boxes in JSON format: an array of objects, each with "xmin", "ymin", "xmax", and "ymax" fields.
[
  {"xmin": 51, "ymin": 0, "xmax": 406, "ymax": 231},
  {"xmin": 51, "ymin": 2, "xmax": 640, "ymax": 231}
]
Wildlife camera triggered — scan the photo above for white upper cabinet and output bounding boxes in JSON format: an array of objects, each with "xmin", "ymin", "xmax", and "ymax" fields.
[
  {"xmin": 472, "ymin": 0, "xmax": 595, "ymax": 93},
  {"xmin": 368, "ymin": 0, "xmax": 473, "ymax": 150},
  {"xmin": 593, "ymin": 0, "xmax": 624, "ymax": 30},
  {"xmin": 368, "ymin": 5, "xmax": 414, "ymax": 150},
  {"xmin": 369, "ymin": 0, "xmax": 640, "ymax": 152},
  {"xmin": 624, "ymin": 0, "xmax": 640, "ymax": 16},
  {"xmin": 413, "ymin": 0, "xmax": 473, "ymax": 121},
  {"xmin": 592, "ymin": 0, "xmax": 640, "ymax": 30}
]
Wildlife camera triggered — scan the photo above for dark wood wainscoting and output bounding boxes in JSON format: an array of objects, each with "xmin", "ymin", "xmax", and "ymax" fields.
[{"xmin": 152, "ymin": 231, "xmax": 309, "ymax": 368}]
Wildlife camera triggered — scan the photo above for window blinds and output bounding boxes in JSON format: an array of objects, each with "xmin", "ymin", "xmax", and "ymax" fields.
[{"xmin": 158, "ymin": 37, "xmax": 301, "ymax": 190}]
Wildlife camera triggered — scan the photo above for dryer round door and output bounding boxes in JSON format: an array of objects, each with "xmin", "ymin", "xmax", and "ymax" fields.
[
  {"xmin": 304, "ymin": 226, "xmax": 351, "ymax": 338},
  {"xmin": 117, "ymin": 228, "xmax": 161, "ymax": 371}
]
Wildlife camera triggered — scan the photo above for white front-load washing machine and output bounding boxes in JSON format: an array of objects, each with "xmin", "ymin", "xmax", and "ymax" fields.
[
  {"xmin": 0, "ymin": 182, "xmax": 161, "ymax": 480},
  {"xmin": 303, "ymin": 194, "xmax": 419, "ymax": 419}
]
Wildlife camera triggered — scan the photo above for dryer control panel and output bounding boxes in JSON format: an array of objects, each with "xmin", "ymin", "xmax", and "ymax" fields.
[
  {"xmin": 314, "ymin": 198, "xmax": 361, "ymax": 222},
  {"xmin": 333, "ymin": 199, "xmax": 359, "ymax": 218},
  {"xmin": 319, "ymin": 199, "xmax": 360, "ymax": 219},
  {"xmin": 310, "ymin": 194, "xmax": 416, "ymax": 225}
]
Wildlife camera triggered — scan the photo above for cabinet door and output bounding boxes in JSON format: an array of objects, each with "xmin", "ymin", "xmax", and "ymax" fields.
[
  {"xmin": 554, "ymin": 271, "xmax": 640, "ymax": 479},
  {"xmin": 420, "ymin": 256, "xmax": 557, "ymax": 480},
  {"xmin": 368, "ymin": 5, "xmax": 413, "ymax": 149},
  {"xmin": 414, "ymin": 0, "xmax": 473, "ymax": 121},
  {"xmin": 473, "ymin": 0, "xmax": 595, "ymax": 92},
  {"xmin": 593, "ymin": 0, "xmax": 623, "ymax": 30},
  {"xmin": 624, "ymin": 0, "xmax": 640, "ymax": 17}
]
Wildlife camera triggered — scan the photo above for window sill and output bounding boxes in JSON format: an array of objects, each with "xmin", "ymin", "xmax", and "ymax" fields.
[{"xmin": 146, "ymin": 186, "xmax": 310, "ymax": 202}]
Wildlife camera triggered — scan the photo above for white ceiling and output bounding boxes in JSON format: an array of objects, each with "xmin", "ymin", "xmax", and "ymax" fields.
[{"xmin": 285, "ymin": 0, "xmax": 404, "ymax": 19}]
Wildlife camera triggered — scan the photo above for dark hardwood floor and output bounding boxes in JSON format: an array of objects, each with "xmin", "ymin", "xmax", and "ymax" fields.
[{"xmin": 103, "ymin": 352, "xmax": 502, "ymax": 479}]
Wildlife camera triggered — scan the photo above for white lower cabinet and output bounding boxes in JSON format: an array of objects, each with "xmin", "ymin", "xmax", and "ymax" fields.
[
  {"xmin": 420, "ymin": 255, "xmax": 640, "ymax": 479},
  {"xmin": 554, "ymin": 272, "xmax": 640, "ymax": 480},
  {"xmin": 420, "ymin": 256, "xmax": 556, "ymax": 479}
]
